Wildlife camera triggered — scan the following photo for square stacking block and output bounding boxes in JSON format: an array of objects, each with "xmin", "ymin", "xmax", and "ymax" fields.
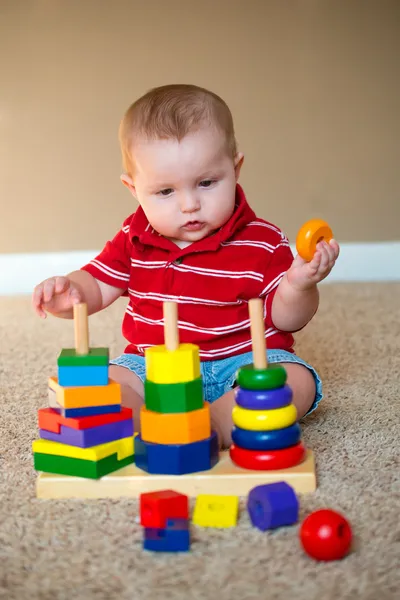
[
  {"xmin": 33, "ymin": 450, "xmax": 134, "ymax": 479},
  {"xmin": 48, "ymin": 403, "xmax": 121, "ymax": 419},
  {"xmin": 48, "ymin": 377, "xmax": 121, "ymax": 409},
  {"xmin": 192, "ymin": 495, "xmax": 239, "ymax": 528},
  {"xmin": 140, "ymin": 490, "xmax": 189, "ymax": 528},
  {"xmin": 32, "ymin": 436, "xmax": 134, "ymax": 462},
  {"xmin": 39, "ymin": 417, "xmax": 133, "ymax": 448},
  {"xmin": 57, "ymin": 365, "xmax": 108, "ymax": 387},
  {"xmin": 144, "ymin": 378, "xmax": 204, "ymax": 413},
  {"xmin": 135, "ymin": 430, "xmax": 219, "ymax": 475},
  {"xmin": 58, "ymin": 347, "xmax": 109, "ymax": 367},
  {"xmin": 38, "ymin": 407, "xmax": 133, "ymax": 432},
  {"xmin": 145, "ymin": 343, "xmax": 200, "ymax": 384},
  {"xmin": 32, "ymin": 436, "xmax": 134, "ymax": 479},
  {"xmin": 143, "ymin": 527, "xmax": 190, "ymax": 552},
  {"xmin": 141, "ymin": 404, "xmax": 210, "ymax": 445},
  {"xmin": 247, "ymin": 482, "xmax": 299, "ymax": 531}
]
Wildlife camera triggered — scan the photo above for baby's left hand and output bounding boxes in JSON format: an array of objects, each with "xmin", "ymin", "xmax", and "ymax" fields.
[{"xmin": 286, "ymin": 239, "xmax": 340, "ymax": 291}]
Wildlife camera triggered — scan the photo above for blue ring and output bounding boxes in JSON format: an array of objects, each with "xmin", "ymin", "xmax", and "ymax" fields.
[
  {"xmin": 235, "ymin": 385, "xmax": 292, "ymax": 409},
  {"xmin": 231, "ymin": 423, "xmax": 301, "ymax": 450}
]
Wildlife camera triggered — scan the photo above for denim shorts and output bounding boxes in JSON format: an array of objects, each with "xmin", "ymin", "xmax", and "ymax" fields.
[{"xmin": 110, "ymin": 349, "xmax": 323, "ymax": 416}]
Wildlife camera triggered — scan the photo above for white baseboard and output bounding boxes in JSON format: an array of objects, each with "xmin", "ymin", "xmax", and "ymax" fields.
[{"xmin": 1, "ymin": 243, "xmax": 399, "ymax": 295}]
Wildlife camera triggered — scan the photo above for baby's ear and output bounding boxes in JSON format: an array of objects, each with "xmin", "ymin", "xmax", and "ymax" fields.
[
  {"xmin": 120, "ymin": 174, "xmax": 137, "ymax": 196},
  {"xmin": 234, "ymin": 152, "xmax": 244, "ymax": 180}
]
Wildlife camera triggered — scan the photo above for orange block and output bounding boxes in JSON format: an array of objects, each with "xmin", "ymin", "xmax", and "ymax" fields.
[
  {"xmin": 140, "ymin": 404, "xmax": 211, "ymax": 445},
  {"xmin": 48, "ymin": 377, "xmax": 121, "ymax": 409}
]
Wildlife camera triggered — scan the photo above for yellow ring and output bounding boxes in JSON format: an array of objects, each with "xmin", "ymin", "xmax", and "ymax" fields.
[{"xmin": 232, "ymin": 404, "xmax": 297, "ymax": 431}]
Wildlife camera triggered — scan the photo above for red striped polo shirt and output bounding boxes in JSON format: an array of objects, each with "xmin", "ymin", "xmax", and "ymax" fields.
[{"xmin": 81, "ymin": 184, "xmax": 295, "ymax": 360}]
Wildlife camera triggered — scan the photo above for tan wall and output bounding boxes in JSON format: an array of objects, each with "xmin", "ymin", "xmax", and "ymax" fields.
[{"xmin": 1, "ymin": 0, "xmax": 399, "ymax": 253}]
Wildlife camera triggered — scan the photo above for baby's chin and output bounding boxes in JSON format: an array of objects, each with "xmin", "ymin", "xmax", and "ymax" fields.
[{"xmin": 165, "ymin": 225, "xmax": 218, "ymax": 248}]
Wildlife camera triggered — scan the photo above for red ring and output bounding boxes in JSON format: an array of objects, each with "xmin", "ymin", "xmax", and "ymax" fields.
[{"xmin": 229, "ymin": 441, "xmax": 306, "ymax": 470}]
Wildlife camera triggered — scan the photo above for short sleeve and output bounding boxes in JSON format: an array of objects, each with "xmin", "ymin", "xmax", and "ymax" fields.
[
  {"xmin": 80, "ymin": 217, "xmax": 132, "ymax": 292},
  {"xmin": 261, "ymin": 233, "xmax": 294, "ymax": 330}
]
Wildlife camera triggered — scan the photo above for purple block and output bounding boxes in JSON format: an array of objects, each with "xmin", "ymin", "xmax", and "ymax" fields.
[
  {"xmin": 39, "ymin": 418, "xmax": 133, "ymax": 448},
  {"xmin": 235, "ymin": 385, "xmax": 292, "ymax": 409},
  {"xmin": 247, "ymin": 482, "xmax": 299, "ymax": 531}
]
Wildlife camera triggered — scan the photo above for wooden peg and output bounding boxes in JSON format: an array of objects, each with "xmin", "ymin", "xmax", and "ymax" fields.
[
  {"xmin": 249, "ymin": 298, "xmax": 267, "ymax": 369},
  {"xmin": 73, "ymin": 303, "xmax": 89, "ymax": 355},
  {"xmin": 163, "ymin": 301, "xmax": 179, "ymax": 351}
]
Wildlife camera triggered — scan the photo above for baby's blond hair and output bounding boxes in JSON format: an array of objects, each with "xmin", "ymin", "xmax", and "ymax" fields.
[{"xmin": 119, "ymin": 84, "xmax": 237, "ymax": 176}]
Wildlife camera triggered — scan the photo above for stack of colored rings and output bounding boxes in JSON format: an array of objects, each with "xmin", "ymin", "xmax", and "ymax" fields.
[{"xmin": 229, "ymin": 363, "xmax": 306, "ymax": 470}]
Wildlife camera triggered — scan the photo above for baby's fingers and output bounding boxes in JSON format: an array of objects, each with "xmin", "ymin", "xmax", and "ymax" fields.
[
  {"xmin": 32, "ymin": 283, "xmax": 47, "ymax": 318},
  {"xmin": 308, "ymin": 249, "xmax": 322, "ymax": 273},
  {"xmin": 69, "ymin": 285, "xmax": 83, "ymax": 305},
  {"xmin": 42, "ymin": 278, "xmax": 57, "ymax": 303},
  {"xmin": 328, "ymin": 239, "xmax": 340, "ymax": 261},
  {"xmin": 317, "ymin": 242, "xmax": 331, "ymax": 272},
  {"xmin": 54, "ymin": 276, "xmax": 71, "ymax": 295}
]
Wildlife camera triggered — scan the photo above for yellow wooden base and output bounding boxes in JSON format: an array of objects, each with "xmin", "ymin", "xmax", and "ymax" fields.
[{"xmin": 36, "ymin": 449, "xmax": 316, "ymax": 499}]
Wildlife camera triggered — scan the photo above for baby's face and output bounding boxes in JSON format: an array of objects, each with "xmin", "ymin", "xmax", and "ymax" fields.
[{"xmin": 127, "ymin": 127, "xmax": 242, "ymax": 248}]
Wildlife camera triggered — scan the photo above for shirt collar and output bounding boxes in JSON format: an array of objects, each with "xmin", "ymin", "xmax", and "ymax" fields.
[{"xmin": 129, "ymin": 183, "xmax": 256, "ymax": 256}]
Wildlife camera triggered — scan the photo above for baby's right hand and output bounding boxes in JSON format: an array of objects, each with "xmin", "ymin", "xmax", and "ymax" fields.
[{"xmin": 32, "ymin": 276, "xmax": 82, "ymax": 318}]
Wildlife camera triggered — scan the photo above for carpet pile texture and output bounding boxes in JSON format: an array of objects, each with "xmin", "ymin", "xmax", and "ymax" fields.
[{"xmin": 0, "ymin": 284, "xmax": 399, "ymax": 599}]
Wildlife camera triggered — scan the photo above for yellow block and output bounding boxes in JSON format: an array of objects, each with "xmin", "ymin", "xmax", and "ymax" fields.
[
  {"xmin": 48, "ymin": 376, "xmax": 121, "ymax": 408},
  {"xmin": 141, "ymin": 404, "xmax": 211, "ymax": 444},
  {"xmin": 145, "ymin": 344, "xmax": 200, "ymax": 384},
  {"xmin": 192, "ymin": 494, "xmax": 239, "ymax": 528},
  {"xmin": 232, "ymin": 404, "xmax": 297, "ymax": 431},
  {"xmin": 32, "ymin": 436, "xmax": 133, "ymax": 461}
]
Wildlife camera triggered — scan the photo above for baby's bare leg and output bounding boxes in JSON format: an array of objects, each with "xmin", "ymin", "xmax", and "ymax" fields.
[
  {"xmin": 109, "ymin": 365, "xmax": 144, "ymax": 433},
  {"xmin": 209, "ymin": 363, "xmax": 316, "ymax": 449}
]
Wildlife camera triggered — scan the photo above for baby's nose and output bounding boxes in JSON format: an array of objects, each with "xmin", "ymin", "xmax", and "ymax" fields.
[{"xmin": 180, "ymin": 193, "xmax": 200, "ymax": 213}]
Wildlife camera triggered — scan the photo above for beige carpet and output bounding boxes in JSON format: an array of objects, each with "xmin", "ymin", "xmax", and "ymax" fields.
[{"xmin": 0, "ymin": 284, "xmax": 399, "ymax": 600}]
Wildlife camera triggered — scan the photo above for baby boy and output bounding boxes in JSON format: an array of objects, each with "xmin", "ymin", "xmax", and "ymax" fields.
[{"xmin": 32, "ymin": 84, "xmax": 339, "ymax": 448}]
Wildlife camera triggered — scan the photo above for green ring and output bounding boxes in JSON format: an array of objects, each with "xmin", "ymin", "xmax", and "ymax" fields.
[{"xmin": 236, "ymin": 363, "xmax": 287, "ymax": 390}]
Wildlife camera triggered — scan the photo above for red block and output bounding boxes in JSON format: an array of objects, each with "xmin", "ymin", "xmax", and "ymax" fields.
[
  {"xmin": 140, "ymin": 490, "xmax": 189, "ymax": 528},
  {"xmin": 38, "ymin": 406, "xmax": 133, "ymax": 433},
  {"xmin": 229, "ymin": 442, "xmax": 306, "ymax": 470}
]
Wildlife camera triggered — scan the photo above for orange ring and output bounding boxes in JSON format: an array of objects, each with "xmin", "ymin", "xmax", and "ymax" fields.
[{"xmin": 296, "ymin": 219, "xmax": 333, "ymax": 262}]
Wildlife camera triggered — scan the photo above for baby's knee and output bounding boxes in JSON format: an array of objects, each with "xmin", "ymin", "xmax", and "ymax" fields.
[
  {"xmin": 284, "ymin": 363, "xmax": 316, "ymax": 419},
  {"xmin": 109, "ymin": 365, "xmax": 144, "ymax": 427},
  {"xmin": 209, "ymin": 391, "xmax": 236, "ymax": 449}
]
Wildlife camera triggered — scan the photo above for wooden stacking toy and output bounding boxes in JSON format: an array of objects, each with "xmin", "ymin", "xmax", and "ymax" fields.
[
  {"xmin": 32, "ymin": 303, "xmax": 134, "ymax": 478},
  {"xmin": 134, "ymin": 302, "xmax": 219, "ymax": 474},
  {"xmin": 229, "ymin": 299, "xmax": 307, "ymax": 470}
]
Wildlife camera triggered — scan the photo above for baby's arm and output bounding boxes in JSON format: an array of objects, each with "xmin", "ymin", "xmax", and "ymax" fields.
[{"xmin": 32, "ymin": 270, "xmax": 123, "ymax": 319}]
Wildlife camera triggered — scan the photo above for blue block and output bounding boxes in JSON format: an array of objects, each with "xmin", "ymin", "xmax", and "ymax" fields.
[
  {"xmin": 232, "ymin": 423, "xmax": 301, "ymax": 451},
  {"xmin": 57, "ymin": 366, "xmax": 108, "ymax": 387},
  {"xmin": 247, "ymin": 482, "xmax": 299, "ymax": 531},
  {"xmin": 51, "ymin": 403, "xmax": 121, "ymax": 418},
  {"xmin": 135, "ymin": 430, "xmax": 219, "ymax": 474},
  {"xmin": 143, "ymin": 527, "xmax": 190, "ymax": 552}
]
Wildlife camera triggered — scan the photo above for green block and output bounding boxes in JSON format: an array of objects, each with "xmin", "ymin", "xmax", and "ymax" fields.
[
  {"xmin": 33, "ymin": 451, "xmax": 134, "ymax": 479},
  {"xmin": 57, "ymin": 347, "xmax": 109, "ymax": 367},
  {"xmin": 144, "ymin": 377, "xmax": 204, "ymax": 413}
]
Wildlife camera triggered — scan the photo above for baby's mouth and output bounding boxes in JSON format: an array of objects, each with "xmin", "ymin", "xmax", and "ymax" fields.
[{"xmin": 182, "ymin": 221, "xmax": 205, "ymax": 231}]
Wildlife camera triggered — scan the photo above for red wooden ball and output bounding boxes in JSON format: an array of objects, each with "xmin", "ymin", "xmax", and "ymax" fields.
[{"xmin": 300, "ymin": 509, "xmax": 352, "ymax": 561}]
